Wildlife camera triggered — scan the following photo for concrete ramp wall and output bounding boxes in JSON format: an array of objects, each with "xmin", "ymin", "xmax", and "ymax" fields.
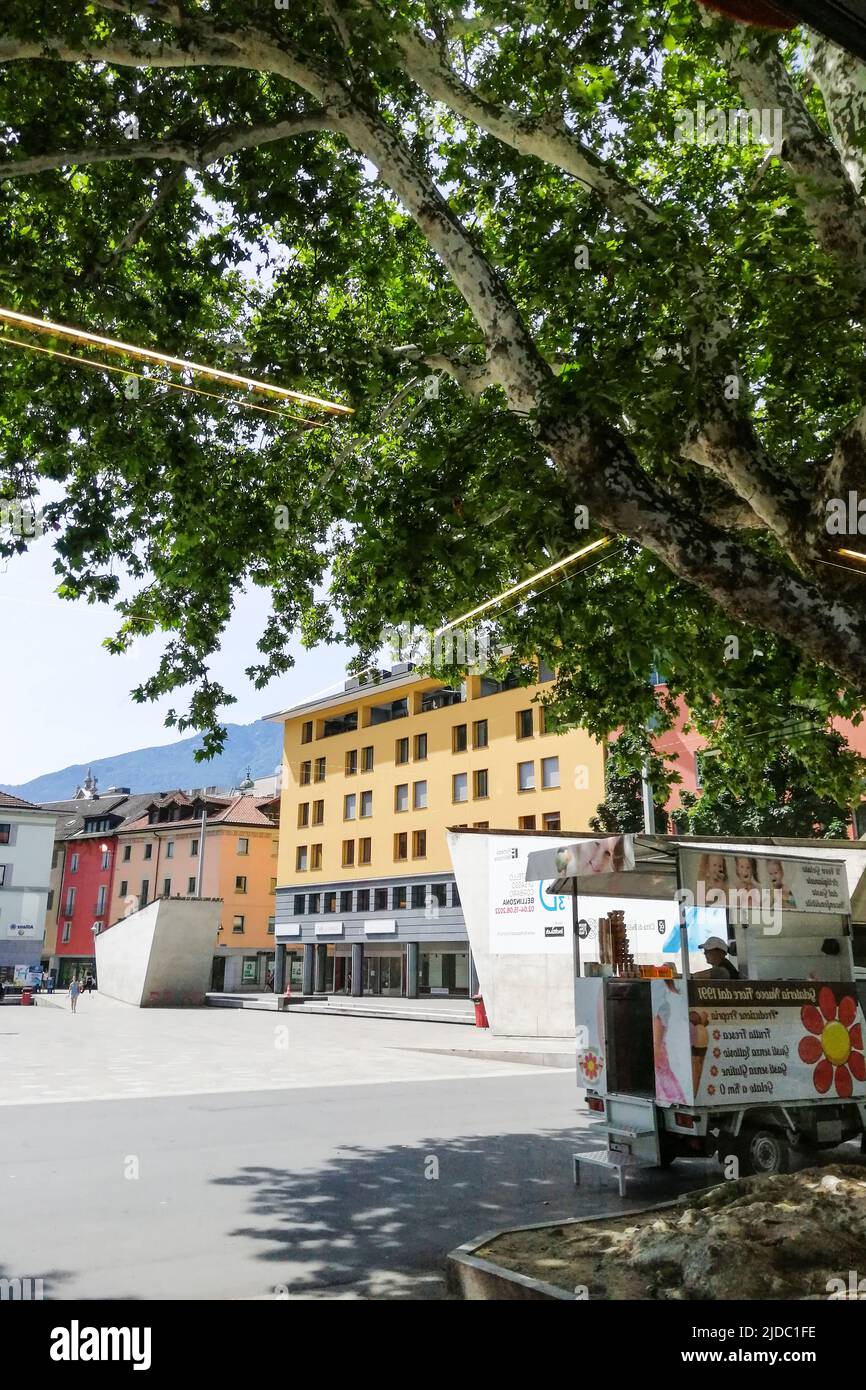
[{"xmin": 95, "ymin": 897, "xmax": 222, "ymax": 1007}]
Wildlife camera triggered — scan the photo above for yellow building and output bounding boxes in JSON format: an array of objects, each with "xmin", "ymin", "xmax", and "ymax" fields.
[
  {"xmin": 109, "ymin": 791, "xmax": 280, "ymax": 991},
  {"xmin": 266, "ymin": 665, "xmax": 605, "ymax": 997}
]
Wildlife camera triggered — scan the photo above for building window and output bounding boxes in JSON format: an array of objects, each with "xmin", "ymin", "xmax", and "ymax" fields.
[
  {"xmin": 374, "ymin": 887, "xmax": 388, "ymax": 912},
  {"xmin": 0, "ymin": 865, "xmax": 7, "ymax": 889},
  {"xmin": 392, "ymin": 885, "xmax": 407, "ymax": 910},
  {"xmin": 359, "ymin": 837, "xmax": 372, "ymax": 865},
  {"xmin": 413, "ymin": 780, "xmax": 428, "ymax": 810},
  {"xmin": 123, "ymin": 844, "xmax": 132, "ymax": 862},
  {"xmin": 232, "ymin": 915, "xmax": 245, "ymax": 934},
  {"xmin": 188, "ymin": 877, "xmax": 197, "ymax": 894},
  {"xmin": 119, "ymin": 880, "xmax": 128, "ymax": 898},
  {"xmin": 431, "ymin": 883, "xmax": 447, "ymax": 908},
  {"xmin": 361, "ymin": 746, "xmax": 374, "ymax": 772},
  {"xmin": 345, "ymin": 749, "xmax": 358, "ymax": 776},
  {"xmin": 313, "ymin": 800, "xmax": 325, "ymax": 826},
  {"xmin": 294, "ymin": 894, "xmax": 305, "ymax": 915},
  {"xmin": 301, "ymin": 720, "xmax": 313, "ymax": 744},
  {"xmin": 300, "ymin": 761, "xmax": 312, "ymax": 786},
  {"xmin": 163, "ymin": 878, "xmax": 172, "ymax": 898},
  {"xmin": 543, "ymin": 811, "xmax": 561, "ymax": 831},
  {"xmin": 396, "ymin": 737, "xmax": 409, "ymax": 765},
  {"xmin": 70, "ymin": 853, "xmax": 79, "ymax": 873},
  {"xmin": 340, "ymin": 890, "xmax": 353, "ymax": 913},
  {"xmin": 100, "ymin": 850, "xmax": 110, "ymax": 871},
  {"xmin": 64, "ymin": 887, "xmax": 76, "ymax": 915},
  {"xmin": 270, "ymin": 877, "xmax": 277, "ymax": 893},
  {"xmin": 163, "ymin": 841, "xmax": 174, "ymax": 861},
  {"xmin": 452, "ymin": 772, "xmax": 468, "ymax": 803},
  {"xmin": 517, "ymin": 709, "xmax": 533, "ymax": 739},
  {"xmin": 140, "ymin": 880, "xmax": 149, "ymax": 907},
  {"xmin": 453, "ymin": 724, "xmax": 467, "ymax": 753},
  {"xmin": 473, "ymin": 821, "xmax": 489, "ymax": 828},
  {"xmin": 539, "ymin": 660, "xmax": 555, "ymax": 683},
  {"xmin": 541, "ymin": 756, "xmax": 560, "ymax": 789},
  {"xmin": 268, "ymin": 917, "xmax": 275, "ymax": 936},
  {"xmin": 394, "ymin": 832, "xmax": 408, "ymax": 861},
  {"xmin": 344, "ymin": 793, "xmax": 356, "ymax": 820},
  {"xmin": 311, "ymin": 844, "xmax": 323, "ymax": 870},
  {"xmin": 518, "ymin": 761, "xmax": 535, "ymax": 792},
  {"xmin": 296, "ymin": 846, "xmax": 308, "ymax": 872},
  {"xmin": 314, "ymin": 757, "xmax": 326, "ymax": 783},
  {"xmin": 472, "ymin": 719, "xmax": 488, "ymax": 749},
  {"xmin": 324, "ymin": 891, "xmax": 337, "ymax": 914},
  {"xmin": 357, "ymin": 889, "xmax": 370, "ymax": 912},
  {"xmin": 395, "ymin": 783, "xmax": 409, "ymax": 813},
  {"xmin": 62, "ymin": 922, "xmax": 71, "ymax": 943},
  {"xmin": 235, "ymin": 876, "xmax": 247, "ymax": 893},
  {"xmin": 451, "ymin": 883, "xmax": 461, "ymax": 908},
  {"xmin": 414, "ymin": 733, "xmax": 428, "ymax": 762},
  {"xmin": 144, "ymin": 843, "xmax": 153, "ymax": 861},
  {"xmin": 413, "ymin": 830, "xmax": 427, "ymax": 858},
  {"xmin": 342, "ymin": 839, "xmax": 355, "ymax": 867},
  {"xmin": 360, "ymin": 790, "xmax": 373, "ymax": 818},
  {"xmin": 237, "ymin": 837, "xmax": 249, "ymax": 855},
  {"xmin": 519, "ymin": 815, "xmax": 537, "ymax": 830},
  {"xmin": 0, "ymin": 824, "xmax": 10, "ymax": 845},
  {"xmin": 191, "ymin": 839, "xmax": 199, "ymax": 856},
  {"xmin": 411, "ymin": 884, "xmax": 426, "ymax": 909},
  {"xmin": 308, "ymin": 893, "xmax": 320, "ymax": 914},
  {"xmin": 298, "ymin": 802, "xmax": 310, "ymax": 828},
  {"xmin": 473, "ymin": 769, "xmax": 489, "ymax": 799},
  {"xmin": 96, "ymin": 885, "xmax": 107, "ymax": 914}
]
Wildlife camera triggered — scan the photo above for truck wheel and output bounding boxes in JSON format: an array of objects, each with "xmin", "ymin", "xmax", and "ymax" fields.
[{"xmin": 738, "ymin": 1127, "xmax": 791, "ymax": 1176}]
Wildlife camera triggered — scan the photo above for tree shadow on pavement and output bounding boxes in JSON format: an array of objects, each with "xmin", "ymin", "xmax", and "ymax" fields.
[{"xmin": 211, "ymin": 1127, "xmax": 721, "ymax": 1300}]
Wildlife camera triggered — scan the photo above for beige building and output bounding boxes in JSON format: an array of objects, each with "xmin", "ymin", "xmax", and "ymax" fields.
[
  {"xmin": 267, "ymin": 664, "xmax": 606, "ymax": 997},
  {"xmin": 109, "ymin": 791, "xmax": 280, "ymax": 991}
]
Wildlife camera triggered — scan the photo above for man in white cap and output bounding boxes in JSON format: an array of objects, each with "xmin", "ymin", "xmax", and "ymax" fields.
[{"xmin": 699, "ymin": 936, "xmax": 740, "ymax": 980}]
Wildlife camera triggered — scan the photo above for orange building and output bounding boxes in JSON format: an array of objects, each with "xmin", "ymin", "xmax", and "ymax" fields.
[{"xmin": 109, "ymin": 791, "xmax": 280, "ymax": 990}]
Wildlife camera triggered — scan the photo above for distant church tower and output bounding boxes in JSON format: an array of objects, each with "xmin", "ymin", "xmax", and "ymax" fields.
[{"xmin": 74, "ymin": 768, "xmax": 99, "ymax": 800}]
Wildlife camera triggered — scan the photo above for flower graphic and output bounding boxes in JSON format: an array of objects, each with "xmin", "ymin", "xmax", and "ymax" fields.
[
  {"xmin": 578, "ymin": 1048, "xmax": 603, "ymax": 1083},
  {"xmin": 798, "ymin": 988, "xmax": 865, "ymax": 1098}
]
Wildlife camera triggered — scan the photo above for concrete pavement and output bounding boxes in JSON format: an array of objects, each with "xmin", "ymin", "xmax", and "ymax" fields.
[
  {"xmin": 0, "ymin": 1071, "xmax": 715, "ymax": 1300},
  {"xmin": 0, "ymin": 994, "xmax": 572, "ymax": 1106}
]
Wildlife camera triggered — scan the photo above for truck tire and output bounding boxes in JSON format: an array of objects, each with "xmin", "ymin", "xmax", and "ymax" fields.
[{"xmin": 738, "ymin": 1127, "xmax": 791, "ymax": 1176}]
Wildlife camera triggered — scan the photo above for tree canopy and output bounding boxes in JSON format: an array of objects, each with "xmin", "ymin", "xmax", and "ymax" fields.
[{"xmin": 3, "ymin": 0, "xmax": 866, "ymax": 797}]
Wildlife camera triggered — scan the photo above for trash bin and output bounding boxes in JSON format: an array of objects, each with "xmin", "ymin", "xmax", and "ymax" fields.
[
  {"xmin": 21, "ymin": 988, "xmax": 33, "ymax": 1006},
  {"xmin": 472, "ymin": 994, "xmax": 489, "ymax": 1029}
]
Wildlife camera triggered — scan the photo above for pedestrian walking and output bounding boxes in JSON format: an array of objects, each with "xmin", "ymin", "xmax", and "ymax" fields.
[
  {"xmin": 84, "ymin": 973, "xmax": 94, "ymax": 995},
  {"xmin": 47, "ymin": 972, "xmax": 55, "ymax": 994},
  {"xmin": 69, "ymin": 977, "xmax": 80, "ymax": 1013},
  {"xmin": 0, "ymin": 978, "xmax": 5, "ymax": 1004}
]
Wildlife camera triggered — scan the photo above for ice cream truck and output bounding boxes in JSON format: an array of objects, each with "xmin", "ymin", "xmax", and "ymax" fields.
[{"xmin": 525, "ymin": 836, "xmax": 866, "ymax": 1194}]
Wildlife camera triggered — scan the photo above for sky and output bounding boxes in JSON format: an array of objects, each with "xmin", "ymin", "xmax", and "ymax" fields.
[{"xmin": 0, "ymin": 533, "xmax": 353, "ymax": 785}]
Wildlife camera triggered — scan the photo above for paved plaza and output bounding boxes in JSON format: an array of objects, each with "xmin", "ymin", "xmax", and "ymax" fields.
[{"xmin": 0, "ymin": 993, "xmax": 571, "ymax": 1107}]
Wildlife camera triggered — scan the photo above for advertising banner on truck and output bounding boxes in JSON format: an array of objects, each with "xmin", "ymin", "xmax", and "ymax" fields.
[{"xmin": 651, "ymin": 979, "xmax": 866, "ymax": 1107}]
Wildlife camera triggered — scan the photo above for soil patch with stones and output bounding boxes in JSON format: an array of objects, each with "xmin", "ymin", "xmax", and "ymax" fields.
[{"xmin": 476, "ymin": 1166, "xmax": 866, "ymax": 1299}]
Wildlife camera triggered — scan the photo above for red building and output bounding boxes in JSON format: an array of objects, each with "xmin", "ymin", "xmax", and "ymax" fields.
[{"xmin": 42, "ymin": 782, "xmax": 153, "ymax": 985}]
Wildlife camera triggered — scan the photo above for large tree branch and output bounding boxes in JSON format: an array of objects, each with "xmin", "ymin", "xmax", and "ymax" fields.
[
  {"xmin": 808, "ymin": 33, "xmax": 866, "ymax": 197},
  {"xmin": 721, "ymin": 28, "xmax": 866, "ymax": 296},
  {"xmin": 542, "ymin": 411, "xmax": 866, "ymax": 687},
  {"xmin": 390, "ymin": 25, "xmax": 665, "ymax": 236},
  {"xmin": 0, "ymin": 113, "xmax": 335, "ymax": 179}
]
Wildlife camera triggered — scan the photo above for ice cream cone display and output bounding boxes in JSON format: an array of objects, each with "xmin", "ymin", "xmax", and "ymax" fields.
[{"xmin": 689, "ymin": 1008, "xmax": 710, "ymax": 1092}]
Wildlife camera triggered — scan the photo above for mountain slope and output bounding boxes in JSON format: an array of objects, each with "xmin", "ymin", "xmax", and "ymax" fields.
[{"xmin": 1, "ymin": 721, "xmax": 282, "ymax": 803}]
